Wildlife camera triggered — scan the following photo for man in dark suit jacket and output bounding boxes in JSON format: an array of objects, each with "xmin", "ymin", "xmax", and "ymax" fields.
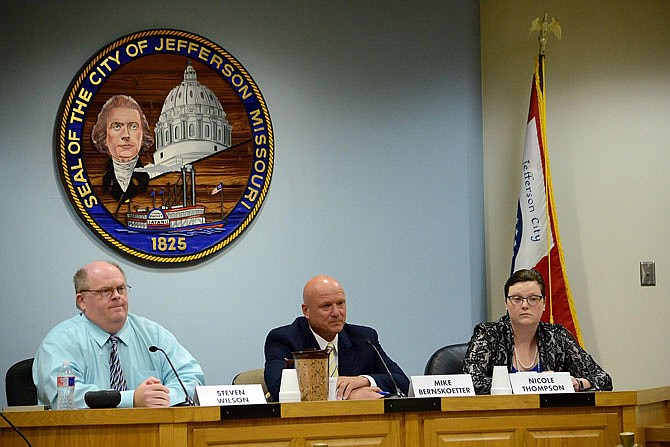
[{"xmin": 264, "ymin": 275, "xmax": 409, "ymax": 402}]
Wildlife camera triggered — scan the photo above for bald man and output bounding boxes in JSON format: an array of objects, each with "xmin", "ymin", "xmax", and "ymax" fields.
[
  {"xmin": 264, "ymin": 275, "xmax": 409, "ymax": 401},
  {"xmin": 33, "ymin": 261, "xmax": 204, "ymax": 408}
]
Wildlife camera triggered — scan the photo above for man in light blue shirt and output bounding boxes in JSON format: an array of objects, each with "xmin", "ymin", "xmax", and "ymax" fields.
[{"xmin": 33, "ymin": 261, "xmax": 205, "ymax": 408}]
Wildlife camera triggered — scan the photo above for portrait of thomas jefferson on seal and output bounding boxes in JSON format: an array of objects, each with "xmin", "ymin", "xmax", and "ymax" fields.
[{"xmin": 91, "ymin": 94, "xmax": 153, "ymax": 205}]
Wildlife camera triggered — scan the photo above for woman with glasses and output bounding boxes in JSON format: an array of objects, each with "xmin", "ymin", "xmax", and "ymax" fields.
[{"xmin": 463, "ymin": 269, "xmax": 612, "ymax": 394}]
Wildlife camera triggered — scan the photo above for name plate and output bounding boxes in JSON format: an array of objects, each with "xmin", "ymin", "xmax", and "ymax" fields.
[
  {"xmin": 194, "ymin": 384, "xmax": 266, "ymax": 406},
  {"xmin": 409, "ymin": 374, "xmax": 475, "ymax": 397},
  {"xmin": 508, "ymin": 372, "xmax": 574, "ymax": 394}
]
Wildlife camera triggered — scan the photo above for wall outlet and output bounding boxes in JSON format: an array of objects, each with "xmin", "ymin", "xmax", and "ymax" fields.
[{"xmin": 640, "ymin": 261, "xmax": 656, "ymax": 286}]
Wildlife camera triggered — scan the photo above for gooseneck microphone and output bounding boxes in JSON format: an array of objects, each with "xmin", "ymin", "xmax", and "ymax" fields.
[
  {"xmin": 148, "ymin": 345, "xmax": 195, "ymax": 406},
  {"xmin": 365, "ymin": 338, "xmax": 405, "ymax": 398}
]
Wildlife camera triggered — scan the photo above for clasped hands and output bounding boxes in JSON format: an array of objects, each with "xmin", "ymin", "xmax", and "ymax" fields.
[
  {"xmin": 133, "ymin": 376, "xmax": 171, "ymax": 407},
  {"xmin": 335, "ymin": 375, "xmax": 385, "ymax": 400}
]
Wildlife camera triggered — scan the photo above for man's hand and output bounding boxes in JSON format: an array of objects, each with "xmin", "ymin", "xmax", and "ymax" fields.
[
  {"xmin": 133, "ymin": 377, "xmax": 171, "ymax": 407},
  {"xmin": 336, "ymin": 376, "xmax": 371, "ymax": 400},
  {"xmin": 347, "ymin": 386, "xmax": 385, "ymax": 400}
]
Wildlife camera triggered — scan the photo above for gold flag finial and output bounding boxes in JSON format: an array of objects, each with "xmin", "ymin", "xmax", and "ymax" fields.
[{"xmin": 530, "ymin": 13, "xmax": 561, "ymax": 55}]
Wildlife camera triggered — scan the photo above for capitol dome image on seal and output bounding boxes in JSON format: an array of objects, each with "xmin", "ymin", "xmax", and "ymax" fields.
[{"xmin": 150, "ymin": 61, "xmax": 233, "ymax": 174}]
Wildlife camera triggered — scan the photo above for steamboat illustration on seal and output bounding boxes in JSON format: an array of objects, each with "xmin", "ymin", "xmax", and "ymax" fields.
[{"xmin": 55, "ymin": 29, "xmax": 274, "ymax": 266}]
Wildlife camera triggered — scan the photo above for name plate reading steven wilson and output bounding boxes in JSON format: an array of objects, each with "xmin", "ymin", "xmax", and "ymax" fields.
[
  {"xmin": 409, "ymin": 374, "xmax": 475, "ymax": 397},
  {"xmin": 508, "ymin": 372, "xmax": 574, "ymax": 394},
  {"xmin": 195, "ymin": 384, "xmax": 266, "ymax": 406}
]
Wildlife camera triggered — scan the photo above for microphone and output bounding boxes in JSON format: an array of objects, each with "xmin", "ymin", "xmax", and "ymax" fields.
[
  {"xmin": 148, "ymin": 345, "xmax": 195, "ymax": 406},
  {"xmin": 365, "ymin": 338, "xmax": 405, "ymax": 398}
]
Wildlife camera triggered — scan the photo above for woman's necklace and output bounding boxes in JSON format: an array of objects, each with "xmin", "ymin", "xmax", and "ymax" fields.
[{"xmin": 514, "ymin": 344, "xmax": 538, "ymax": 370}]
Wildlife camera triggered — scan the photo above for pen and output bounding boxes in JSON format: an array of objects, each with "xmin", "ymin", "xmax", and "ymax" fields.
[{"xmin": 377, "ymin": 391, "xmax": 390, "ymax": 396}]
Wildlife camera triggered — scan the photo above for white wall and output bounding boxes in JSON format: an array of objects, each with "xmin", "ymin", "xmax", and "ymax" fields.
[
  {"xmin": 482, "ymin": 0, "xmax": 670, "ymax": 390},
  {"xmin": 0, "ymin": 1, "xmax": 484, "ymax": 407}
]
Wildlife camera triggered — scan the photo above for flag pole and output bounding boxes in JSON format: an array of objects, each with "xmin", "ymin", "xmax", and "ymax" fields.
[
  {"xmin": 221, "ymin": 182, "xmax": 230, "ymax": 222},
  {"xmin": 513, "ymin": 14, "xmax": 582, "ymax": 344},
  {"xmin": 530, "ymin": 13, "xmax": 561, "ymax": 324},
  {"xmin": 530, "ymin": 13, "xmax": 585, "ymax": 343}
]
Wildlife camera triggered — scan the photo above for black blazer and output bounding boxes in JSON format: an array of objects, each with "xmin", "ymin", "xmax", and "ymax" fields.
[
  {"xmin": 463, "ymin": 314, "xmax": 613, "ymax": 394},
  {"xmin": 264, "ymin": 316, "xmax": 409, "ymax": 401}
]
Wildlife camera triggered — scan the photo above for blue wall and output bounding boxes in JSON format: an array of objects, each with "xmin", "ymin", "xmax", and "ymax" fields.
[{"xmin": 0, "ymin": 0, "xmax": 484, "ymax": 407}]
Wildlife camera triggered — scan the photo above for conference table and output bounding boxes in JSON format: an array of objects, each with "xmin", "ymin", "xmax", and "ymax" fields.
[{"xmin": 1, "ymin": 386, "xmax": 668, "ymax": 447}]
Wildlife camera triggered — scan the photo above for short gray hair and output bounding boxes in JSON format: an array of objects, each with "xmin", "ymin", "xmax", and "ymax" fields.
[{"xmin": 73, "ymin": 261, "xmax": 126, "ymax": 293}]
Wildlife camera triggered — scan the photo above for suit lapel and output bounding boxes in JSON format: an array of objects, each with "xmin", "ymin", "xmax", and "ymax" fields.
[
  {"xmin": 337, "ymin": 326, "xmax": 355, "ymax": 375},
  {"xmin": 299, "ymin": 318, "xmax": 320, "ymax": 350}
]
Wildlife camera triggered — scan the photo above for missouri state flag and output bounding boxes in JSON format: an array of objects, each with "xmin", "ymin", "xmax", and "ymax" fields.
[{"xmin": 510, "ymin": 55, "xmax": 583, "ymax": 345}]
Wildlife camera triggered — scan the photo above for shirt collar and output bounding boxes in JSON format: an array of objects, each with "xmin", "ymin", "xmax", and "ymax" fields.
[
  {"xmin": 112, "ymin": 156, "xmax": 138, "ymax": 192},
  {"xmin": 81, "ymin": 313, "xmax": 129, "ymax": 347},
  {"xmin": 309, "ymin": 327, "xmax": 339, "ymax": 352}
]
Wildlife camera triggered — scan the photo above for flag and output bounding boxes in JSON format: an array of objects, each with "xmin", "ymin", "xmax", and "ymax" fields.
[
  {"xmin": 211, "ymin": 182, "xmax": 223, "ymax": 195},
  {"xmin": 510, "ymin": 55, "xmax": 583, "ymax": 345}
]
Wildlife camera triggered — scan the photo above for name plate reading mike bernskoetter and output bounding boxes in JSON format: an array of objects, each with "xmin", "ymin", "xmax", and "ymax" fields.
[
  {"xmin": 195, "ymin": 385, "xmax": 266, "ymax": 406},
  {"xmin": 408, "ymin": 375, "xmax": 475, "ymax": 397},
  {"xmin": 508, "ymin": 372, "xmax": 574, "ymax": 395}
]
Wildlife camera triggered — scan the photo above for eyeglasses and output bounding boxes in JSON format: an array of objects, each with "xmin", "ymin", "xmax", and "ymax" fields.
[
  {"xmin": 506, "ymin": 295, "xmax": 544, "ymax": 306},
  {"xmin": 80, "ymin": 284, "xmax": 131, "ymax": 299}
]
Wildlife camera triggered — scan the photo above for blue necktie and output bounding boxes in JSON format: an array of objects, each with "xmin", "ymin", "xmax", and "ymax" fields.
[{"xmin": 109, "ymin": 335, "xmax": 128, "ymax": 391}]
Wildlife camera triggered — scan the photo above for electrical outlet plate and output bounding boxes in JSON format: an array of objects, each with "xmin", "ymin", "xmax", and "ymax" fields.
[{"xmin": 640, "ymin": 261, "xmax": 656, "ymax": 286}]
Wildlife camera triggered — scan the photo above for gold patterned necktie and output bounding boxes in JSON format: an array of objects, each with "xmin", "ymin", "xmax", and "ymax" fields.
[
  {"xmin": 109, "ymin": 335, "xmax": 128, "ymax": 391},
  {"xmin": 327, "ymin": 342, "xmax": 338, "ymax": 378}
]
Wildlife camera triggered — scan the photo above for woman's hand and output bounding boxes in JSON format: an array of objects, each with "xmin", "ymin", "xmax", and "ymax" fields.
[{"xmin": 571, "ymin": 376, "xmax": 592, "ymax": 391}]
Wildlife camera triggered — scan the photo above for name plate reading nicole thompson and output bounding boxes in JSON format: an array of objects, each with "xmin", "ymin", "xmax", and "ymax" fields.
[
  {"xmin": 508, "ymin": 372, "xmax": 574, "ymax": 394},
  {"xmin": 408, "ymin": 374, "xmax": 475, "ymax": 397},
  {"xmin": 194, "ymin": 384, "xmax": 266, "ymax": 406}
]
